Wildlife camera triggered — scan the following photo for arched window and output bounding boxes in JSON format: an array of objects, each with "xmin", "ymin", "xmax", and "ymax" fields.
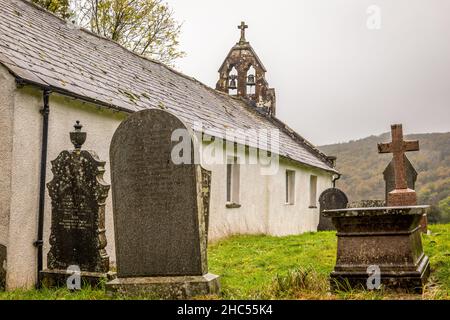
[
  {"xmin": 228, "ymin": 67, "xmax": 238, "ymax": 95},
  {"xmin": 246, "ymin": 66, "xmax": 256, "ymax": 95}
]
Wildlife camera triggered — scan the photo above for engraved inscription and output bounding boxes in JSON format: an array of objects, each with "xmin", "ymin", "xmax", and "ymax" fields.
[
  {"xmin": 47, "ymin": 148, "xmax": 110, "ymax": 273},
  {"xmin": 110, "ymin": 110, "xmax": 210, "ymax": 278}
]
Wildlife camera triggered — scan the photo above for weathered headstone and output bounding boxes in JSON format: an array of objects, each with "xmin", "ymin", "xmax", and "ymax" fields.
[
  {"xmin": 383, "ymin": 156, "xmax": 417, "ymax": 200},
  {"xmin": 40, "ymin": 122, "xmax": 111, "ymax": 287},
  {"xmin": 0, "ymin": 245, "xmax": 6, "ymax": 291},
  {"xmin": 106, "ymin": 109, "xmax": 220, "ymax": 299},
  {"xmin": 318, "ymin": 188, "xmax": 348, "ymax": 231}
]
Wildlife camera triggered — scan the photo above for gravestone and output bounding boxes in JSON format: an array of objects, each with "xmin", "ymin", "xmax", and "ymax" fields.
[
  {"xmin": 383, "ymin": 156, "xmax": 417, "ymax": 200},
  {"xmin": 325, "ymin": 124, "xmax": 430, "ymax": 293},
  {"xmin": 106, "ymin": 109, "xmax": 220, "ymax": 299},
  {"xmin": 40, "ymin": 122, "xmax": 111, "ymax": 287},
  {"xmin": 378, "ymin": 125, "xmax": 427, "ymax": 232},
  {"xmin": 318, "ymin": 188, "xmax": 348, "ymax": 231},
  {"xmin": 378, "ymin": 124, "xmax": 419, "ymax": 206},
  {"xmin": 0, "ymin": 245, "xmax": 6, "ymax": 290}
]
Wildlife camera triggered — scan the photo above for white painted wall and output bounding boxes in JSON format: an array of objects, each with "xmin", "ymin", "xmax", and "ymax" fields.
[
  {"xmin": 1, "ymin": 84, "xmax": 333, "ymax": 290},
  {"xmin": 7, "ymin": 86, "xmax": 42, "ymax": 289},
  {"xmin": 204, "ymin": 155, "xmax": 333, "ymax": 241},
  {"xmin": 5, "ymin": 87, "xmax": 126, "ymax": 289},
  {"xmin": 266, "ymin": 161, "xmax": 332, "ymax": 236},
  {"xmin": 0, "ymin": 65, "xmax": 15, "ymax": 247}
]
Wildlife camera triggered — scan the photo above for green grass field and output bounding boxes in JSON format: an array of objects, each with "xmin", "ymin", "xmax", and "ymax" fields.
[{"xmin": 1, "ymin": 224, "xmax": 449, "ymax": 300}]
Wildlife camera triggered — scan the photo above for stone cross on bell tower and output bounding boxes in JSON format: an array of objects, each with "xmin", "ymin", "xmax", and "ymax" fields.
[
  {"xmin": 238, "ymin": 21, "xmax": 248, "ymax": 44},
  {"xmin": 378, "ymin": 124, "xmax": 419, "ymax": 206}
]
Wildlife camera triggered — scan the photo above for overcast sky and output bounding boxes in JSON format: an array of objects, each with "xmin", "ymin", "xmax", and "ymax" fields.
[{"xmin": 166, "ymin": 0, "xmax": 450, "ymax": 145}]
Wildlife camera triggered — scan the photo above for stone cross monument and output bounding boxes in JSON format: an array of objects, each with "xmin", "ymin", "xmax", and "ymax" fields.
[
  {"xmin": 324, "ymin": 124, "xmax": 430, "ymax": 293},
  {"xmin": 378, "ymin": 124, "xmax": 419, "ymax": 206}
]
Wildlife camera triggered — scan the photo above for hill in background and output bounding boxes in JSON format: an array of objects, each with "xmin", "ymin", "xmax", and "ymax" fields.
[{"xmin": 319, "ymin": 132, "xmax": 450, "ymax": 222}]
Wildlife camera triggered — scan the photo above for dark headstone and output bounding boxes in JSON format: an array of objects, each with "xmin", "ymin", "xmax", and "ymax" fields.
[
  {"xmin": 0, "ymin": 245, "xmax": 6, "ymax": 291},
  {"xmin": 41, "ymin": 122, "xmax": 110, "ymax": 287},
  {"xmin": 318, "ymin": 188, "xmax": 348, "ymax": 231},
  {"xmin": 383, "ymin": 156, "xmax": 417, "ymax": 200},
  {"xmin": 106, "ymin": 109, "xmax": 219, "ymax": 299}
]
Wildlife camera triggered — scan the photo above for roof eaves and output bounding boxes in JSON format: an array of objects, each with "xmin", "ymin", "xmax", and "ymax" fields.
[{"xmin": 269, "ymin": 116, "xmax": 337, "ymax": 168}]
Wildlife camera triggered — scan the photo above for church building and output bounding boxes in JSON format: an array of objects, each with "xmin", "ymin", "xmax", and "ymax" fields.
[{"xmin": 0, "ymin": 0, "xmax": 338, "ymax": 290}]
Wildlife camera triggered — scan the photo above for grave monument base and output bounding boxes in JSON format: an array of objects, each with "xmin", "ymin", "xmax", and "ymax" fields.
[
  {"xmin": 40, "ymin": 269, "xmax": 116, "ymax": 288},
  {"xmin": 324, "ymin": 206, "xmax": 431, "ymax": 294},
  {"xmin": 330, "ymin": 255, "xmax": 430, "ymax": 294},
  {"xmin": 387, "ymin": 188, "xmax": 417, "ymax": 207},
  {"xmin": 105, "ymin": 273, "xmax": 221, "ymax": 299}
]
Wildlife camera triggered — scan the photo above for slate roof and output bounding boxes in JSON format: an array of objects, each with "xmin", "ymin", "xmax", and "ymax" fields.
[{"xmin": 0, "ymin": 0, "xmax": 337, "ymax": 173}]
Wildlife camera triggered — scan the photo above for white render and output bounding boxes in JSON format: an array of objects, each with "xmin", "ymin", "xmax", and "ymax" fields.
[{"xmin": 0, "ymin": 65, "xmax": 333, "ymax": 290}]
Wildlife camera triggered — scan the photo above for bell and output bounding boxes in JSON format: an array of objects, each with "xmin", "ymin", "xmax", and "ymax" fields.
[
  {"xmin": 228, "ymin": 76, "xmax": 237, "ymax": 90},
  {"xmin": 247, "ymin": 74, "xmax": 256, "ymax": 86}
]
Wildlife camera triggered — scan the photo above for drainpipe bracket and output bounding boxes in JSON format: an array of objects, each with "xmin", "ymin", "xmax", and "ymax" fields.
[
  {"xmin": 39, "ymin": 107, "xmax": 50, "ymax": 116},
  {"xmin": 34, "ymin": 240, "xmax": 44, "ymax": 247}
]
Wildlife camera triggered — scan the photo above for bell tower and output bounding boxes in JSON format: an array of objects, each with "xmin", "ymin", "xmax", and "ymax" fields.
[{"xmin": 216, "ymin": 22, "xmax": 276, "ymax": 116}]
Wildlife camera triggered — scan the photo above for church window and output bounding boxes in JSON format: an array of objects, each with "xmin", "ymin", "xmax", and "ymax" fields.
[
  {"xmin": 286, "ymin": 170, "xmax": 296, "ymax": 205},
  {"xmin": 309, "ymin": 175, "xmax": 318, "ymax": 208},
  {"xmin": 226, "ymin": 158, "xmax": 241, "ymax": 207}
]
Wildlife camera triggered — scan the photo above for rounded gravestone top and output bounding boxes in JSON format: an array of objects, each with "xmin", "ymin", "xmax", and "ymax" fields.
[{"xmin": 319, "ymin": 188, "xmax": 349, "ymax": 211}]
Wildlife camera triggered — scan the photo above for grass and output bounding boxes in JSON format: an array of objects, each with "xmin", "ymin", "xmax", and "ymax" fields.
[
  {"xmin": 208, "ymin": 231, "xmax": 336, "ymax": 299},
  {"xmin": 1, "ymin": 224, "xmax": 449, "ymax": 300}
]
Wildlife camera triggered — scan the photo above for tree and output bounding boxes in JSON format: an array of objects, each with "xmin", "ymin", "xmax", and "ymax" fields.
[
  {"xmin": 75, "ymin": 0, "xmax": 184, "ymax": 65},
  {"xmin": 31, "ymin": 0, "xmax": 72, "ymax": 19},
  {"xmin": 32, "ymin": 0, "xmax": 184, "ymax": 65},
  {"xmin": 439, "ymin": 196, "xmax": 450, "ymax": 223}
]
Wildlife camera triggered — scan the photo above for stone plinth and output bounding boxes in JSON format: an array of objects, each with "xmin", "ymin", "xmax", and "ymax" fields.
[
  {"xmin": 106, "ymin": 274, "xmax": 220, "ymax": 300},
  {"xmin": 323, "ymin": 206, "xmax": 430, "ymax": 293},
  {"xmin": 40, "ymin": 269, "xmax": 116, "ymax": 288},
  {"xmin": 387, "ymin": 188, "xmax": 417, "ymax": 207}
]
